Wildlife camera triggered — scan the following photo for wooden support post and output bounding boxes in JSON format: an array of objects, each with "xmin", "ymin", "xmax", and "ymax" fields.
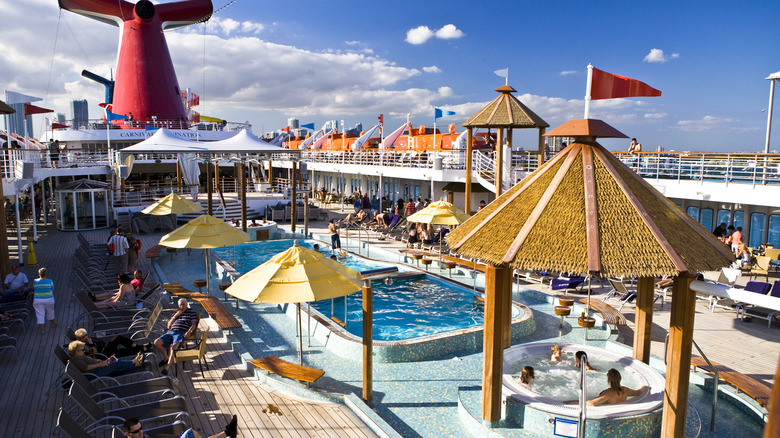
[
  {"xmin": 268, "ymin": 160, "xmax": 274, "ymax": 186},
  {"xmin": 304, "ymin": 193, "xmax": 310, "ymax": 236},
  {"xmin": 482, "ymin": 263, "xmax": 511, "ymax": 423},
  {"xmin": 465, "ymin": 127, "xmax": 473, "ymax": 214},
  {"xmin": 176, "ymin": 159, "xmax": 182, "ymax": 191},
  {"xmin": 765, "ymin": 355, "xmax": 780, "ymax": 438},
  {"xmin": 503, "ymin": 265, "xmax": 512, "ymax": 349},
  {"xmin": 633, "ymin": 276, "xmax": 654, "ymax": 364},
  {"xmin": 206, "ymin": 160, "xmax": 213, "ymax": 215},
  {"xmin": 538, "ymin": 127, "xmax": 546, "ymax": 166},
  {"xmin": 291, "ymin": 161, "xmax": 297, "ymax": 232},
  {"xmin": 240, "ymin": 163, "xmax": 247, "ymax": 232},
  {"xmin": 661, "ymin": 273, "xmax": 696, "ymax": 437},
  {"xmin": 362, "ymin": 281, "xmax": 373, "ymax": 405},
  {"xmin": 496, "ymin": 128, "xmax": 504, "ymax": 197}
]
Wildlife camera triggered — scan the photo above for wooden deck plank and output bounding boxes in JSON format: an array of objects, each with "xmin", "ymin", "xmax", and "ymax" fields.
[{"xmin": 0, "ymin": 226, "xmax": 374, "ymax": 438}]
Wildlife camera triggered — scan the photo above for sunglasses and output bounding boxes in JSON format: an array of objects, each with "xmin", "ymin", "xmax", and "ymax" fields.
[{"xmin": 128, "ymin": 425, "xmax": 143, "ymax": 433}]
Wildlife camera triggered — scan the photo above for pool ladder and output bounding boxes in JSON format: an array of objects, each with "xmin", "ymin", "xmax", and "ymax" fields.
[
  {"xmin": 576, "ymin": 352, "xmax": 588, "ymax": 438},
  {"xmin": 664, "ymin": 334, "xmax": 718, "ymax": 432}
]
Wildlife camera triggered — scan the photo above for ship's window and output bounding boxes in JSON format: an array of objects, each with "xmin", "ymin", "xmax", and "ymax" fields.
[
  {"xmin": 767, "ymin": 215, "xmax": 780, "ymax": 248},
  {"xmin": 686, "ymin": 206, "xmax": 699, "ymax": 222},
  {"xmin": 748, "ymin": 212, "xmax": 766, "ymax": 248},
  {"xmin": 716, "ymin": 209, "xmax": 731, "ymax": 227},
  {"xmin": 733, "ymin": 211, "xmax": 744, "ymax": 229},
  {"xmin": 699, "ymin": 208, "xmax": 713, "ymax": 230}
]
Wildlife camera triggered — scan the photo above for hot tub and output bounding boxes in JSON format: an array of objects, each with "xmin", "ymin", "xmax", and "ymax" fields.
[{"xmin": 502, "ymin": 343, "xmax": 665, "ymax": 437}]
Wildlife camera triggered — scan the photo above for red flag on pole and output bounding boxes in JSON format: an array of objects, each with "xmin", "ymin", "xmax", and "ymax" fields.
[
  {"xmin": 23, "ymin": 104, "xmax": 54, "ymax": 115},
  {"xmin": 590, "ymin": 67, "xmax": 661, "ymax": 100},
  {"xmin": 281, "ymin": 126, "xmax": 290, "ymax": 133}
]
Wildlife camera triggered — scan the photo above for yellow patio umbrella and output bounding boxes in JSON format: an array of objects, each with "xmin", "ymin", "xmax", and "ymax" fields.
[
  {"xmin": 159, "ymin": 214, "xmax": 251, "ymax": 295},
  {"xmin": 142, "ymin": 192, "xmax": 204, "ymax": 215},
  {"xmin": 226, "ymin": 242, "xmax": 362, "ymax": 364},
  {"xmin": 406, "ymin": 200, "xmax": 471, "ymax": 225},
  {"xmin": 406, "ymin": 200, "xmax": 471, "ymax": 256}
]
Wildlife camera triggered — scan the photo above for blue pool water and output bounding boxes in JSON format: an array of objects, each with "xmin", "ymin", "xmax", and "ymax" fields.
[
  {"xmin": 311, "ymin": 275, "xmax": 485, "ymax": 341},
  {"xmin": 212, "ymin": 240, "xmax": 486, "ymax": 341}
]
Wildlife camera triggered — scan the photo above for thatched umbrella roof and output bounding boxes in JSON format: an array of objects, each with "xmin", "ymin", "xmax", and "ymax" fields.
[
  {"xmin": 0, "ymin": 100, "xmax": 15, "ymax": 115},
  {"xmin": 446, "ymin": 129, "xmax": 733, "ymax": 277},
  {"xmin": 462, "ymin": 85, "xmax": 549, "ymax": 129}
]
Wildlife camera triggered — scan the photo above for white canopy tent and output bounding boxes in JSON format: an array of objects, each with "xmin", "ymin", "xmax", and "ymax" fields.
[{"xmin": 119, "ymin": 128, "xmax": 299, "ymax": 156}]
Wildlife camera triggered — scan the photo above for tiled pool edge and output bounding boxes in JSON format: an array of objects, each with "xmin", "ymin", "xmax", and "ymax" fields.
[{"xmin": 203, "ymin": 320, "xmax": 404, "ymax": 438}]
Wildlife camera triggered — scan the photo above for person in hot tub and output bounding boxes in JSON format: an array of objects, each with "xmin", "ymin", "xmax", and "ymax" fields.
[
  {"xmin": 517, "ymin": 366, "xmax": 534, "ymax": 387},
  {"xmin": 550, "ymin": 345, "xmax": 563, "ymax": 362},
  {"xmin": 566, "ymin": 368, "xmax": 648, "ymax": 406},
  {"xmin": 574, "ymin": 350, "xmax": 596, "ymax": 371}
]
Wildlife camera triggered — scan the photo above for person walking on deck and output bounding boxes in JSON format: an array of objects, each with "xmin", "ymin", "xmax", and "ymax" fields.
[
  {"xmin": 108, "ymin": 227, "xmax": 130, "ymax": 274},
  {"xmin": 33, "ymin": 267, "xmax": 55, "ymax": 334}
]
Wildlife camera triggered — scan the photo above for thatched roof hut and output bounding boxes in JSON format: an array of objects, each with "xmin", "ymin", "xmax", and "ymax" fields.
[
  {"xmin": 462, "ymin": 85, "xmax": 549, "ymax": 129},
  {"xmin": 446, "ymin": 136, "xmax": 733, "ymax": 277}
]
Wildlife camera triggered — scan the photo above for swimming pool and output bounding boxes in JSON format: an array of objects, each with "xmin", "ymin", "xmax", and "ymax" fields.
[
  {"xmin": 212, "ymin": 239, "xmax": 406, "ymax": 275},
  {"xmin": 214, "ymin": 240, "xmax": 491, "ymax": 341}
]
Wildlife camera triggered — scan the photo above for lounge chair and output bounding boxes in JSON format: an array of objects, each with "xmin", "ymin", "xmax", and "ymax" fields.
[
  {"xmin": 57, "ymin": 408, "xmax": 189, "ymax": 438},
  {"xmin": 67, "ymin": 384, "xmax": 190, "ymax": 431},
  {"xmin": 173, "ymin": 330, "xmax": 209, "ymax": 377},
  {"xmin": 551, "ymin": 276, "xmax": 586, "ymax": 293},
  {"xmin": 0, "ymin": 336, "xmax": 17, "ymax": 360},
  {"xmin": 604, "ymin": 278, "xmax": 631, "ymax": 301},
  {"xmin": 65, "ymin": 362, "xmax": 175, "ymax": 404},
  {"xmin": 749, "ymin": 255, "xmax": 772, "ymax": 282},
  {"xmin": 711, "ymin": 280, "xmax": 772, "ymax": 313},
  {"xmin": 740, "ymin": 280, "xmax": 780, "ymax": 327}
]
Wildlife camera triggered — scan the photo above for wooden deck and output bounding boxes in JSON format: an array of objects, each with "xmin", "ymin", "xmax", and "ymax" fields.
[{"xmin": 0, "ymin": 225, "xmax": 375, "ymax": 437}]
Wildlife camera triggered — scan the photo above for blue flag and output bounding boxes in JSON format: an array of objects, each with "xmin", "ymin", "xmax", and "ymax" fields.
[
  {"xmin": 144, "ymin": 125, "xmax": 158, "ymax": 131},
  {"xmin": 301, "ymin": 123, "xmax": 315, "ymax": 130},
  {"xmin": 105, "ymin": 110, "xmax": 128, "ymax": 121},
  {"xmin": 434, "ymin": 108, "xmax": 456, "ymax": 119}
]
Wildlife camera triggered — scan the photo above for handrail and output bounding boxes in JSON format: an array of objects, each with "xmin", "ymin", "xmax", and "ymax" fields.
[
  {"xmin": 578, "ymin": 351, "xmax": 588, "ymax": 438},
  {"xmin": 664, "ymin": 334, "xmax": 718, "ymax": 431}
]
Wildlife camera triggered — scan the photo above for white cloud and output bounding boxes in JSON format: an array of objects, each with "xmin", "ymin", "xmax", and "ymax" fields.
[
  {"xmin": 643, "ymin": 48, "xmax": 679, "ymax": 63},
  {"xmin": 675, "ymin": 116, "xmax": 736, "ymax": 131},
  {"xmin": 435, "ymin": 24, "xmax": 464, "ymax": 40},
  {"xmin": 0, "ymin": 1, "xmax": 479, "ymax": 128},
  {"xmin": 560, "ymin": 70, "xmax": 578, "ymax": 76},
  {"xmin": 644, "ymin": 112, "xmax": 666, "ymax": 119},
  {"xmin": 406, "ymin": 26, "xmax": 434, "ymax": 45},
  {"xmin": 406, "ymin": 24, "xmax": 464, "ymax": 44}
]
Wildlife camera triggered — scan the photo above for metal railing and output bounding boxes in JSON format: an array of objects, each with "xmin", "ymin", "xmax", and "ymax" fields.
[{"xmin": 52, "ymin": 117, "xmax": 250, "ymax": 132}]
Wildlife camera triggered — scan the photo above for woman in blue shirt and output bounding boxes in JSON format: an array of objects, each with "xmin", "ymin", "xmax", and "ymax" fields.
[{"xmin": 33, "ymin": 267, "xmax": 55, "ymax": 334}]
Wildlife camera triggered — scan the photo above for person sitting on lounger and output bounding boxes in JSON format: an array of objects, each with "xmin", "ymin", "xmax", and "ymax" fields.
[
  {"xmin": 1, "ymin": 264, "xmax": 30, "ymax": 304},
  {"xmin": 93, "ymin": 273, "xmax": 136, "ymax": 310},
  {"xmin": 566, "ymin": 368, "xmax": 648, "ymax": 406},
  {"xmin": 68, "ymin": 340, "xmax": 145, "ymax": 379},
  {"xmin": 74, "ymin": 328, "xmax": 150, "ymax": 358},
  {"xmin": 122, "ymin": 415, "xmax": 238, "ymax": 438},
  {"xmin": 154, "ymin": 298, "xmax": 199, "ymax": 375},
  {"xmin": 342, "ymin": 209, "xmax": 367, "ymax": 225}
]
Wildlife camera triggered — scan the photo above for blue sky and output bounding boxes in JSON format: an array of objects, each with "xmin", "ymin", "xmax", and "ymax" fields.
[{"xmin": 1, "ymin": 0, "xmax": 779, "ymax": 152}]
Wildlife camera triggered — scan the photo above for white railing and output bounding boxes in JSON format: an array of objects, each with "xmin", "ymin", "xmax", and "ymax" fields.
[{"xmin": 300, "ymin": 150, "xmax": 468, "ymax": 170}]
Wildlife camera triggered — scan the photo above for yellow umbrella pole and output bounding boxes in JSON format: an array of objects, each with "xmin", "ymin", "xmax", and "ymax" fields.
[{"xmin": 297, "ymin": 303, "xmax": 303, "ymax": 365}]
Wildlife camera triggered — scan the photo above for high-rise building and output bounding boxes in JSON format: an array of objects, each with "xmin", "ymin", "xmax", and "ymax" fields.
[
  {"xmin": 71, "ymin": 99, "xmax": 89, "ymax": 129},
  {"xmin": 287, "ymin": 117, "xmax": 299, "ymax": 130},
  {"xmin": 6, "ymin": 103, "xmax": 33, "ymax": 136}
]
